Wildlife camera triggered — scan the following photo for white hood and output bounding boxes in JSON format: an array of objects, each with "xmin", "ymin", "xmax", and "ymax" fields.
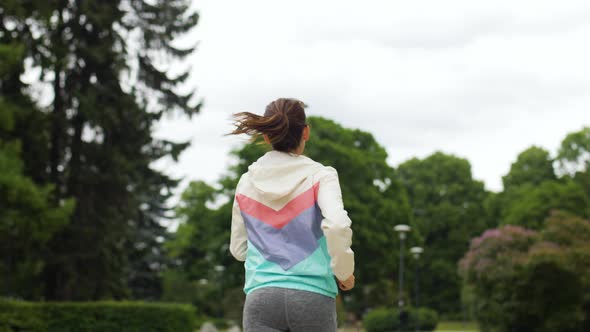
[{"xmin": 246, "ymin": 151, "xmax": 324, "ymax": 201}]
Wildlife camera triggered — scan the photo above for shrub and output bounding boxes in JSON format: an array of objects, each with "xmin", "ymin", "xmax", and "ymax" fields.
[
  {"xmin": 0, "ymin": 300, "xmax": 46, "ymax": 332},
  {"xmin": 363, "ymin": 307, "xmax": 399, "ymax": 332},
  {"xmin": 362, "ymin": 307, "xmax": 438, "ymax": 332},
  {"xmin": 459, "ymin": 213, "xmax": 590, "ymax": 332},
  {"xmin": 412, "ymin": 307, "xmax": 438, "ymax": 331},
  {"xmin": 0, "ymin": 300, "xmax": 196, "ymax": 332}
]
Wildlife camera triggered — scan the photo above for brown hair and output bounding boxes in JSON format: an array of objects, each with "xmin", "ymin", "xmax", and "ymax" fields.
[{"xmin": 229, "ymin": 98, "xmax": 308, "ymax": 152}]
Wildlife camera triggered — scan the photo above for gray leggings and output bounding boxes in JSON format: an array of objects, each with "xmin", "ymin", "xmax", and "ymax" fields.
[{"xmin": 243, "ymin": 287, "xmax": 337, "ymax": 332}]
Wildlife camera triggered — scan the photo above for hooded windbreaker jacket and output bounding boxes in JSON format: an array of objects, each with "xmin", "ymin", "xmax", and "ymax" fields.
[{"xmin": 230, "ymin": 151, "xmax": 355, "ymax": 298}]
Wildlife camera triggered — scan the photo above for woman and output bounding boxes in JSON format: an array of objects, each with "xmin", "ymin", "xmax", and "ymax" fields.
[{"xmin": 229, "ymin": 98, "xmax": 355, "ymax": 332}]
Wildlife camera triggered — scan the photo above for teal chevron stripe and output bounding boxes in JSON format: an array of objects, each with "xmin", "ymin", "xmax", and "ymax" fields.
[{"xmin": 243, "ymin": 236, "xmax": 338, "ymax": 298}]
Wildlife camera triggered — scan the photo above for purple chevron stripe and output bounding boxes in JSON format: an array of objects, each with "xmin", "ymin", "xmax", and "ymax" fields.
[{"xmin": 242, "ymin": 203, "xmax": 323, "ymax": 270}]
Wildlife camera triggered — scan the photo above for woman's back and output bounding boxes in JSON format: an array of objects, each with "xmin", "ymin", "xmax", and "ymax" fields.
[{"xmin": 232, "ymin": 151, "xmax": 342, "ymax": 297}]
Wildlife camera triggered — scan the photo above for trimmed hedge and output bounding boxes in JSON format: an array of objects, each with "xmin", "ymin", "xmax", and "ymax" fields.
[
  {"xmin": 0, "ymin": 299, "xmax": 196, "ymax": 332},
  {"xmin": 363, "ymin": 308, "xmax": 397, "ymax": 332},
  {"xmin": 363, "ymin": 307, "xmax": 438, "ymax": 332}
]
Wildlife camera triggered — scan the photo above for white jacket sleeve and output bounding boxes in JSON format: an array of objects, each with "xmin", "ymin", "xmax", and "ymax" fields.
[
  {"xmin": 317, "ymin": 167, "xmax": 355, "ymax": 280},
  {"xmin": 230, "ymin": 195, "xmax": 248, "ymax": 261}
]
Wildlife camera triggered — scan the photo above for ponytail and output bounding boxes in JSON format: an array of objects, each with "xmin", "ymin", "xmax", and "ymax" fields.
[{"xmin": 229, "ymin": 98, "xmax": 307, "ymax": 152}]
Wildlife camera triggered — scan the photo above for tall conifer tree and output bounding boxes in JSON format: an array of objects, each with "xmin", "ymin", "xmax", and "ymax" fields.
[{"xmin": 1, "ymin": 0, "xmax": 199, "ymax": 300}]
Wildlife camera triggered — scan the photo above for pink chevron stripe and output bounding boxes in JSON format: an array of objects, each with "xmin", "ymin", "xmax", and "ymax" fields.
[{"xmin": 236, "ymin": 182, "xmax": 320, "ymax": 229}]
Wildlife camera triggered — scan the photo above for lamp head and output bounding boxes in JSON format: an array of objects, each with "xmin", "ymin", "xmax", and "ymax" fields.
[
  {"xmin": 410, "ymin": 247, "xmax": 424, "ymax": 259},
  {"xmin": 394, "ymin": 224, "xmax": 411, "ymax": 240}
]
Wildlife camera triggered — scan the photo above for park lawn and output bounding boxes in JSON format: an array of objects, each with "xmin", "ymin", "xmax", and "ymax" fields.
[
  {"xmin": 219, "ymin": 321, "xmax": 480, "ymax": 332},
  {"xmin": 435, "ymin": 321, "xmax": 480, "ymax": 331},
  {"xmin": 335, "ymin": 321, "xmax": 480, "ymax": 332}
]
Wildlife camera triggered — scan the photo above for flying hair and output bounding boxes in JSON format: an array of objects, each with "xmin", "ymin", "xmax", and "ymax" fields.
[{"xmin": 229, "ymin": 98, "xmax": 308, "ymax": 152}]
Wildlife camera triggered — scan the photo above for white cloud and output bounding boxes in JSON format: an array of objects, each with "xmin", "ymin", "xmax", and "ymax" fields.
[{"xmin": 155, "ymin": 0, "xmax": 590, "ymax": 193}]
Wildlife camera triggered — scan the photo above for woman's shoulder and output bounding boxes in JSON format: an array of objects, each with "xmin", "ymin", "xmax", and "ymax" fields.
[
  {"xmin": 234, "ymin": 171, "xmax": 250, "ymax": 192},
  {"xmin": 304, "ymin": 157, "xmax": 339, "ymax": 180}
]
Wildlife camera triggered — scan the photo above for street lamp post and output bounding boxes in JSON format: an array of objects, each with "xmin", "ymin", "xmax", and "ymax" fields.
[
  {"xmin": 410, "ymin": 247, "xmax": 424, "ymax": 332},
  {"xmin": 394, "ymin": 224, "xmax": 411, "ymax": 330}
]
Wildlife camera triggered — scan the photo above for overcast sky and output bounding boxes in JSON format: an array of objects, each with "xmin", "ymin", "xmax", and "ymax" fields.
[{"xmin": 154, "ymin": 0, "xmax": 590, "ymax": 194}]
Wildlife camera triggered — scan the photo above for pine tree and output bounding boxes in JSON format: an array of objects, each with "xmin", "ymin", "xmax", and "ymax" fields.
[
  {"xmin": 0, "ymin": 40, "xmax": 74, "ymax": 299},
  {"xmin": 1, "ymin": 0, "xmax": 200, "ymax": 300}
]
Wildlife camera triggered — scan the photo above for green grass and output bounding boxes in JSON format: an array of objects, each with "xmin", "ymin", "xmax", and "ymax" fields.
[
  {"xmin": 220, "ymin": 321, "xmax": 480, "ymax": 332},
  {"xmin": 335, "ymin": 321, "xmax": 480, "ymax": 332},
  {"xmin": 435, "ymin": 321, "xmax": 480, "ymax": 331}
]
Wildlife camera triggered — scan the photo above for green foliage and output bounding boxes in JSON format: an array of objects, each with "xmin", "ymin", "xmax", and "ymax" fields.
[
  {"xmin": 542, "ymin": 211, "xmax": 590, "ymax": 332},
  {"xmin": 557, "ymin": 127, "xmax": 590, "ymax": 202},
  {"xmin": 335, "ymin": 295, "xmax": 347, "ymax": 327},
  {"xmin": 305, "ymin": 118, "xmax": 414, "ymax": 311},
  {"xmin": 459, "ymin": 213, "xmax": 590, "ymax": 332},
  {"xmin": 459, "ymin": 226, "xmax": 539, "ymax": 306},
  {"xmin": 511, "ymin": 245, "xmax": 584, "ymax": 332},
  {"xmin": 488, "ymin": 143, "xmax": 590, "ymax": 231},
  {"xmin": 557, "ymin": 127, "xmax": 590, "ymax": 174},
  {"xmin": 363, "ymin": 308, "xmax": 398, "ymax": 332},
  {"xmin": 1, "ymin": 0, "xmax": 200, "ymax": 300},
  {"xmin": 413, "ymin": 307, "xmax": 439, "ymax": 331},
  {"xmin": 502, "ymin": 146, "xmax": 556, "ymax": 190},
  {"xmin": 0, "ymin": 300, "xmax": 46, "ymax": 332},
  {"xmin": 543, "ymin": 210, "xmax": 590, "ymax": 247},
  {"xmin": 0, "ymin": 46, "xmax": 74, "ymax": 298},
  {"xmin": 499, "ymin": 180, "xmax": 589, "ymax": 229},
  {"xmin": 435, "ymin": 321, "xmax": 480, "ymax": 331},
  {"xmin": 362, "ymin": 307, "xmax": 438, "ymax": 332},
  {"xmin": 0, "ymin": 299, "xmax": 196, "ymax": 332},
  {"xmin": 165, "ymin": 180, "xmax": 242, "ymax": 318},
  {"xmin": 161, "ymin": 269, "xmax": 200, "ymax": 304},
  {"xmin": 162, "ymin": 266, "xmax": 245, "ymax": 322},
  {"xmin": 0, "ymin": 141, "xmax": 74, "ymax": 298},
  {"xmin": 397, "ymin": 152, "xmax": 489, "ymax": 314},
  {"xmin": 0, "ymin": 43, "xmax": 24, "ymax": 77},
  {"xmin": 460, "ymin": 284, "xmax": 477, "ymax": 322}
]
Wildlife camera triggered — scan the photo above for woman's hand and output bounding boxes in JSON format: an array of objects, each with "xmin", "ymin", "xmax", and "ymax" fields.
[{"xmin": 338, "ymin": 274, "xmax": 355, "ymax": 291}]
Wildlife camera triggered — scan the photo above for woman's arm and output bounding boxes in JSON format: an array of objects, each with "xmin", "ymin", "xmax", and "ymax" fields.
[
  {"xmin": 317, "ymin": 167, "xmax": 355, "ymax": 281},
  {"xmin": 230, "ymin": 196, "xmax": 248, "ymax": 261}
]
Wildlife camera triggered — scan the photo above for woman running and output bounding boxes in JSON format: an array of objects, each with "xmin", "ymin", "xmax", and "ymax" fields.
[{"xmin": 229, "ymin": 98, "xmax": 355, "ymax": 332}]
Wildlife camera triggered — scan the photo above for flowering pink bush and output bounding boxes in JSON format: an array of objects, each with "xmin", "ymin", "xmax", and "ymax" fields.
[
  {"xmin": 459, "ymin": 225, "xmax": 538, "ymax": 283},
  {"xmin": 459, "ymin": 213, "xmax": 590, "ymax": 332}
]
